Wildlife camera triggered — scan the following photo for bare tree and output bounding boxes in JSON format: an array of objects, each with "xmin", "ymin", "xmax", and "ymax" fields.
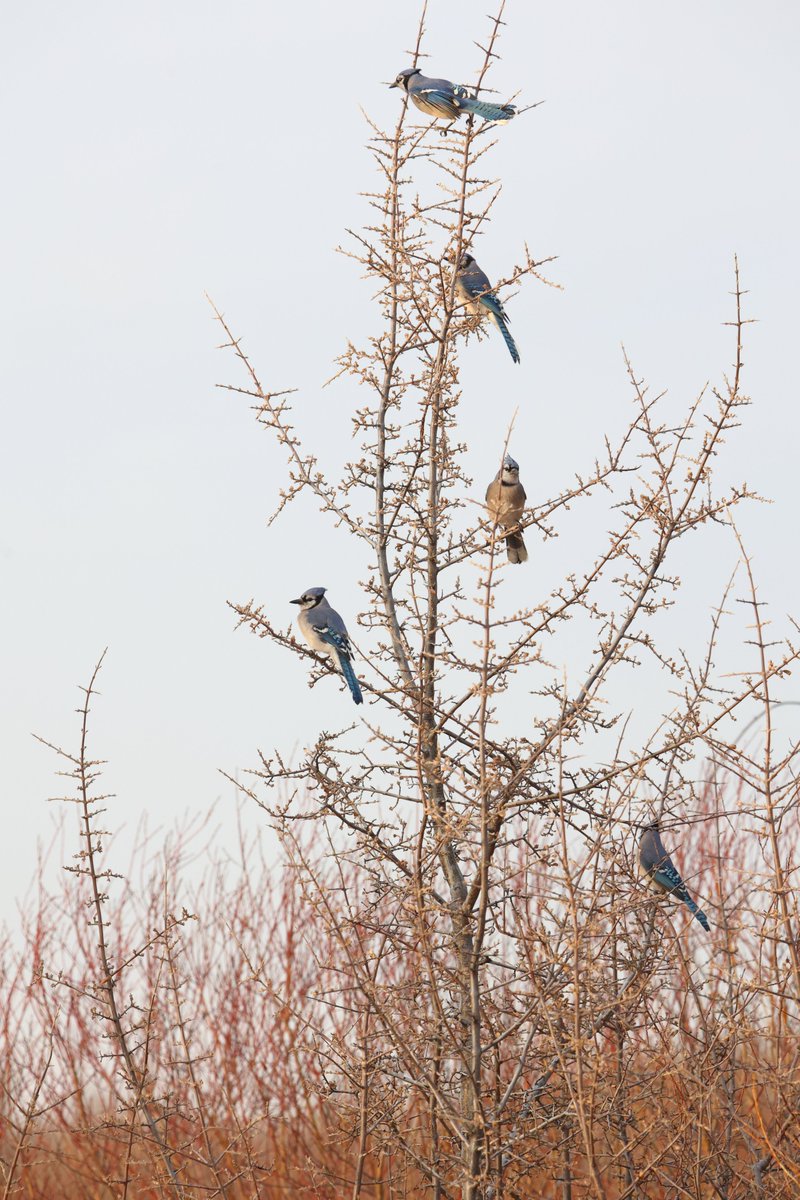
[
  {"xmin": 211, "ymin": 4, "xmax": 800, "ymax": 1197},
  {"xmin": 4, "ymin": 4, "xmax": 798, "ymax": 1198}
]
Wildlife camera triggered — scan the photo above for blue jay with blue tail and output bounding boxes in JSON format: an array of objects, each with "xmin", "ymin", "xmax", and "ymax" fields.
[
  {"xmin": 390, "ymin": 68, "xmax": 516, "ymax": 126},
  {"xmin": 291, "ymin": 587, "xmax": 363, "ymax": 705},
  {"xmin": 456, "ymin": 253, "xmax": 520, "ymax": 364},
  {"xmin": 638, "ymin": 818, "xmax": 710, "ymax": 931}
]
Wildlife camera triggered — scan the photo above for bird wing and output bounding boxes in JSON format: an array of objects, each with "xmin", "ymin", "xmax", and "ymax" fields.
[
  {"xmin": 459, "ymin": 264, "xmax": 493, "ymax": 299},
  {"xmin": 460, "ymin": 266, "xmax": 509, "ymax": 321},
  {"xmin": 316, "ymin": 625, "xmax": 352, "ymax": 660},
  {"xmin": 650, "ymin": 862, "xmax": 690, "ymax": 902},
  {"xmin": 412, "ymin": 86, "xmax": 461, "ymax": 118},
  {"xmin": 310, "ymin": 607, "xmax": 352, "ymax": 658},
  {"xmin": 480, "ymin": 292, "xmax": 509, "ymax": 322}
]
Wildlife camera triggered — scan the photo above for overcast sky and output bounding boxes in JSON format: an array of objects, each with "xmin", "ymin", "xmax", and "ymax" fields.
[{"xmin": 2, "ymin": 1, "xmax": 798, "ymax": 918}]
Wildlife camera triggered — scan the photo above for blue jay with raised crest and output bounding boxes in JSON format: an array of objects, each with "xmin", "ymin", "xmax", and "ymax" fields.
[
  {"xmin": 291, "ymin": 587, "xmax": 363, "ymax": 705},
  {"xmin": 485, "ymin": 454, "xmax": 528, "ymax": 563},
  {"xmin": 456, "ymin": 253, "xmax": 520, "ymax": 364},
  {"xmin": 638, "ymin": 818, "xmax": 710, "ymax": 931},
  {"xmin": 390, "ymin": 68, "xmax": 516, "ymax": 125}
]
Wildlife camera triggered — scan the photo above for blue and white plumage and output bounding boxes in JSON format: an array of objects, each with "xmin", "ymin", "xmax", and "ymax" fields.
[
  {"xmin": 638, "ymin": 819, "xmax": 710, "ymax": 931},
  {"xmin": 456, "ymin": 253, "xmax": 520, "ymax": 364},
  {"xmin": 390, "ymin": 68, "xmax": 516, "ymax": 126},
  {"xmin": 291, "ymin": 587, "xmax": 363, "ymax": 705}
]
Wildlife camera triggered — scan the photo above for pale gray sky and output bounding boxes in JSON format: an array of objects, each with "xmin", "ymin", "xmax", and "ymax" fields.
[{"xmin": 2, "ymin": 2, "xmax": 798, "ymax": 916}]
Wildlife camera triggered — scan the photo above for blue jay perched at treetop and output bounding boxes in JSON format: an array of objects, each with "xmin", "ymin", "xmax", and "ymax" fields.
[
  {"xmin": 291, "ymin": 587, "xmax": 363, "ymax": 705},
  {"xmin": 390, "ymin": 68, "xmax": 516, "ymax": 126},
  {"xmin": 638, "ymin": 818, "xmax": 710, "ymax": 931},
  {"xmin": 455, "ymin": 253, "xmax": 520, "ymax": 364}
]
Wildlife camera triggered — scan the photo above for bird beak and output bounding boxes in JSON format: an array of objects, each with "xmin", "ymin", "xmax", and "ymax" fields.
[
  {"xmin": 290, "ymin": 597, "xmax": 303, "ymax": 605},
  {"xmin": 387, "ymin": 81, "xmax": 398, "ymax": 89}
]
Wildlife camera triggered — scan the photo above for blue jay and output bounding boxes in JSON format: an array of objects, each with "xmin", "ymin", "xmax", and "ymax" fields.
[
  {"xmin": 455, "ymin": 253, "xmax": 520, "ymax": 364},
  {"xmin": 390, "ymin": 68, "xmax": 516, "ymax": 125},
  {"xmin": 485, "ymin": 454, "xmax": 528, "ymax": 564},
  {"xmin": 291, "ymin": 587, "xmax": 363, "ymax": 705},
  {"xmin": 638, "ymin": 818, "xmax": 710, "ymax": 931}
]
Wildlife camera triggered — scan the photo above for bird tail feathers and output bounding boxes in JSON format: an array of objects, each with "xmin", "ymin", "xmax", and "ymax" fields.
[
  {"xmin": 457, "ymin": 95, "xmax": 516, "ymax": 124},
  {"xmin": 505, "ymin": 531, "xmax": 528, "ymax": 564},
  {"xmin": 488, "ymin": 309, "xmax": 521, "ymax": 364},
  {"xmin": 339, "ymin": 654, "xmax": 363, "ymax": 705},
  {"xmin": 684, "ymin": 895, "xmax": 710, "ymax": 931}
]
